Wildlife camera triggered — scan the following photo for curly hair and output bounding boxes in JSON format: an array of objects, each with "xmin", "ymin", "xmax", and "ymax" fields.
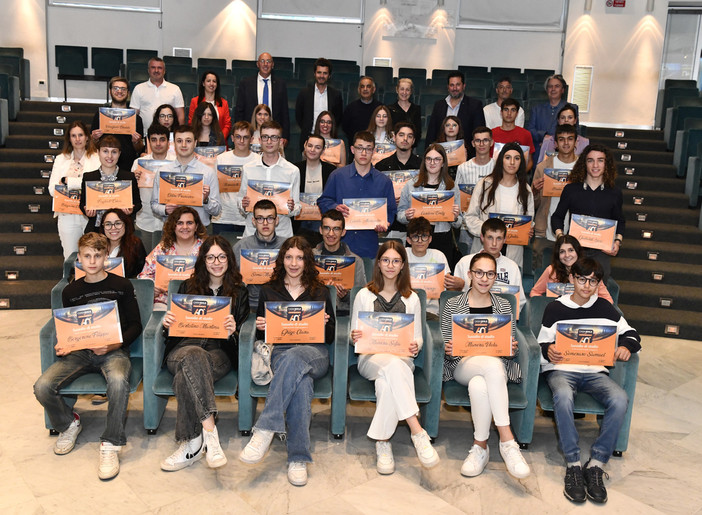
[
  {"xmin": 437, "ymin": 115, "xmax": 464, "ymax": 143},
  {"xmin": 183, "ymin": 235, "xmax": 243, "ymax": 296},
  {"xmin": 160, "ymin": 206, "xmax": 207, "ymax": 251},
  {"xmin": 568, "ymin": 144, "xmax": 617, "ymax": 188},
  {"xmin": 478, "ymin": 142, "xmax": 530, "ymax": 215},
  {"xmin": 367, "ymin": 240, "xmax": 412, "ymax": 298},
  {"xmin": 99, "ymin": 209, "xmax": 141, "ymax": 272},
  {"xmin": 415, "ymin": 143, "xmax": 454, "ymax": 189},
  {"xmin": 550, "ymin": 234, "xmax": 583, "ymax": 283},
  {"xmin": 267, "ymin": 236, "xmax": 325, "ymax": 294},
  {"xmin": 62, "ymin": 121, "xmax": 97, "ymax": 158},
  {"xmin": 192, "ymin": 101, "xmax": 224, "ymax": 146},
  {"xmin": 314, "ymin": 110, "xmax": 338, "ymax": 138}
]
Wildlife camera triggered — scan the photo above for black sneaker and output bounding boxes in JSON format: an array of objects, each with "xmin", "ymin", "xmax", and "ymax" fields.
[
  {"xmin": 564, "ymin": 465, "xmax": 586, "ymax": 503},
  {"xmin": 583, "ymin": 460, "xmax": 609, "ymax": 503}
]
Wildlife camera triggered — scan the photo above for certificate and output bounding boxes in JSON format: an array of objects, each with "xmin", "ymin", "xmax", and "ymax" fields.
[
  {"xmin": 408, "ymin": 263, "xmax": 445, "ymax": 299},
  {"xmin": 136, "ymin": 159, "xmax": 173, "ymax": 189},
  {"xmin": 158, "ymin": 171, "xmax": 204, "ymax": 207},
  {"xmin": 264, "ymin": 301, "xmax": 326, "ymax": 344},
  {"xmin": 546, "ymin": 282, "xmax": 574, "ymax": 297},
  {"xmin": 194, "ymin": 146, "xmax": 227, "ymax": 170},
  {"xmin": 569, "ymin": 215, "xmax": 617, "ymax": 252},
  {"xmin": 314, "ymin": 255, "xmax": 356, "ymax": 289},
  {"xmin": 489, "ymin": 213, "xmax": 532, "ymax": 246},
  {"xmin": 451, "ymin": 313, "xmax": 512, "ymax": 357},
  {"xmin": 439, "ymin": 140, "xmax": 467, "ymax": 167},
  {"xmin": 493, "ymin": 142, "xmax": 531, "ymax": 160},
  {"xmin": 382, "ymin": 169, "xmax": 419, "ymax": 199},
  {"xmin": 154, "ymin": 255, "xmax": 197, "ymax": 291},
  {"xmin": 489, "ymin": 283, "xmax": 520, "ymax": 320},
  {"xmin": 355, "ymin": 312, "xmax": 414, "ymax": 356},
  {"xmin": 98, "ymin": 107, "xmax": 137, "ymax": 135},
  {"xmin": 53, "ymin": 185, "xmax": 82, "ymax": 215},
  {"xmin": 245, "ymin": 179, "xmax": 291, "ymax": 215},
  {"xmin": 410, "ymin": 190, "xmax": 455, "ymax": 222},
  {"xmin": 84, "ymin": 181, "xmax": 134, "ymax": 211},
  {"xmin": 371, "ymin": 142, "xmax": 396, "ymax": 166},
  {"xmin": 75, "ymin": 257, "xmax": 124, "ymax": 279},
  {"xmin": 321, "ymin": 138, "xmax": 343, "ymax": 166},
  {"xmin": 343, "ymin": 198, "xmax": 388, "ymax": 230},
  {"xmin": 542, "ymin": 168, "xmax": 571, "ymax": 197},
  {"xmin": 458, "ymin": 183, "xmax": 475, "ymax": 212},
  {"xmin": 54, "ymin": 300, "xmax": 123, "ymax": 352},
  {"xmin": 239, "ymin": 248, "xmax": 279, "ymax": 285},
  {"xmin": 295, "ymin": 193, "xmax": 321, "ymax": 221},
  {"xmin": 216, "ymin": 164, "xmax": 243, "ymax": 193},
  {"xmin": 168, "ymin": 294, "xmax": 231, "ymax": 339},
  {"xmin": 555, "ymin": 322, "xmax": 617, "ymax": 366}
]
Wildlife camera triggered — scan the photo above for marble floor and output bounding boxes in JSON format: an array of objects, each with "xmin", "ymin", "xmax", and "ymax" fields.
[{"xmin": 2, "ymin": 309, "xmax": 701, "ymax": 514}]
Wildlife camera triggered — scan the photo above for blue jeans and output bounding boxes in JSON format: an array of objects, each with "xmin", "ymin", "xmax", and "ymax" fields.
[
  {"xmin": 545, "ymin": 370, "xmax": 628, "ymax": 464},
  {"xmin": 254, "ymin": 344, "xmax": 329, "ymax": 463},
  {"xmin": 33, "ymin": 348, "xmax": 131, "ymax": 446},
  {"xmin": 167, "ymin": 340, "xmax": 232, "ymax": 442}
]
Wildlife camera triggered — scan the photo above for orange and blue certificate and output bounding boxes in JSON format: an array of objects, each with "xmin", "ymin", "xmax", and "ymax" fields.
[
  {"xmin": 84, "ymin": 181, "xmax": 134, "ymax": 211},
  {"xmin": 343, "ymin": 198, "xmax": 388, "ymax": 230},
  {"xmin": 314, "ymin": 255, "xmax": 356, "ymax": 289},
  {"xmin": 489, "ymin": 283, "xmax": 520, "ymax": 320},
  {"xmin": 168, "ymin": 294, "xmax": 231, "ymax": 339},
  {"xmin": 542, "ymin": 168, "xmax": 571, "ymax": 197},
  {"xmin": 489, "ymin": 213, "xmax": 532, "ymax": 246},
  {"xmin": 136, "ymin": 159, "xmax": 173, "ymax": 189},
  {"xmin": 194, "ymin": 146, "xmax": 227, "ymax": 170},
  {"xmin": 216, "ymin": 164, "xmax": 242, "ymax": 193},
  {"xmin": 410, "ymin": 190, "xmax": 455, "ymax": 222},
  {"xmin": 158, "ymin": 171, "xmax": 204, "ymax": 207},
  {"xmin": 439, "ymin": 140, "xmax": 467, "ymax": 167},
  {"xmin": 458, "ymin": 183, "xmax": 475, "ymax": 212},
  {"xmin": 547, "ymin": 282, "xmax": 574, "ymax": 297},
  {"xmin": 451, "ymin": 313, "xmax": 512, "ymax": 357},
  {"xmin": 53, "ymin": 300, "xmax": 123, "ymax": 352},
  {"xmin": 296, "ymin": 193, "xmax": 321, "ymax": 221},
  {"xmin": 154, "ymin": 255, "xmax": 197, "ymax": 291},
  {"xmin": 98, "ymin": 107, "xmax": 137, "ymax": 135},
  {"xmin": 371, "ymin": 142, "xmax": 396, "ymax": 166},
  {"xmin": 355, "ymin": 312, "xmax": 414, "ymax": 356},
  {"xmin": 53, "ymin": 185, "xmax": 82, "ymax": 214},
  {"xmin": 321, "ymin": 138, "xmax": 343, "ymax": 166},
  {"xmin": 409, "ymin": 263, "xmax": 445, "ymax": 299},
  {"xmin": 382, "ymin": 169, "xmax": 419, "ymax": 199},
  {"xmin": 569, "ymin": 215, "xmax": 617, "ymax": 252},
  {"xmin": 555, "ymin": 323, "xmax": 617, "ymax": 366},
  {"xmin": 75, "ymin": 257, "xmax": 124, "ymax": 279},
  {"xmin": 245, "ymin": 179, "xmax": 291, "ymax": 215},
  {"xmin": 239, "ymin": 248, "xmax": 279, "ymax": 285},
  {"xmin": 264, "ymin": 301, "xmax": 326, "ymax": 344}
]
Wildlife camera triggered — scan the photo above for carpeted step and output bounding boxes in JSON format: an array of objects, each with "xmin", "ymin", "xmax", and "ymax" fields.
[
  {"xmin": 621, "ymin": 188, "xmax": 689, "ymax": 209},
  {"xmin": 614, "ymin": 163, "xmax": 677, "ymax": 178},
  {"xmin": 0, "ymin": 213, "xmax": 57, "ymax": 233},
  {"xmin": 611, "ymin": 149, "xmax": 672, "ymax": 165},
  {"xmin": 584, "ymin": 127, "xmax": 664, "ymax": 141},
  {"xmin": 0, "ymin": 162, "xmax": 51, "ymax": 180},
  {"xmin": 617, "ymin": 303, "xmax": 701, "ymax": 340},
  {"xmin": 0, "ymin": 179, "xmax": 50, "ymax": 196},
  {"xmin": 616, "ymin": 238, "xmax": 702, "ymax": 264},
  {"xmin": 0, "ymin": 232, "xmax": 62, "ymax": 256},
  {"xmin": 622, "ymin": 204, "xmax": 699, "ymax": 226},
  {"xmin": 9, "ymin": 121, "xmax": 69, "ymax": 137},
  {"xmin": 0, "ymin": 194, "xmax": 53, "ymax": 214},
  {"xmin": 0, "ymin": 280, "xmax": 56, "ymax": 309},
  {"xmin": 623, "ymin": 220, "xmax": 702, "ymax": 245},
  {"xmin": 612, "ymin": 257, "xmax": 702, "ymax": 288},
  {"xmin": 20, "ymin": 100, "xmax": 103, "ymax": 114},
  {"xmin": 5, "ymin": 135, "xmax": 64, "ymax": 150},
  {"xmin": 0, "ymin": 148, "xmax": 60, "ymax": 164},
  {"xmin": 2, "ymin": 255, "xmax": 63, "ymax": 281},
  {"xmin": 615, "ymin": 174, "xmax": 684, "ymax": 194},
  {"xmin": 15, "ymin": 111, "xmax": 94, "ymax": 125},
  {"xmin": 588, "ymin": 136, "xmax": 667, "ymax": 152},
  {"xmin": 617, "ymin": 279, "xmax": 702, "ymax": 311}
]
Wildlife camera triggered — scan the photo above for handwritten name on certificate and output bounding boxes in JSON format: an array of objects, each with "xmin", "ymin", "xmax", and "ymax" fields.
[
  {"xmin": 410, "ymin": 190, "xmax": 455, "ymax": 222},
  {"xmin": 54, "ymin": 300, "xmax": 123, "ymax": 352},
  {"xmin": 451, "ymin": 313, "xmax": 512, "ymax": 357},
  {"xmin": 158, "ymin": 171, "xmax": 204, "ymax": 207},
  {"xmin": 245, "ymin": 180, "xmax": 291, "ymax": 215},
  {"xmin": 75, "ymin": 257, "xmax": 124, "ymax": 279},
  {"xmin": 53, "ymin": 185, "xmax": 82, "ymax": 214},
  {"xmin": 569, "ymin": 215, "xmax": 617, "ymax": 252},
  {"xmin": 169, "ymin": 294, "xmax": 231, "ymax": 339},
  {"xmin": 216, "ymin": 164, "xmax": 243, "ymax": 193},
  {"xmin": 84, "ymin": 181, "xmax": 133, "ymax": 211},
  {"xmin": 265, "ymin": 301, "xmax": 326, "ymax": 344},
  {"xmin": 555, "ymin": 323, "xmax": 617, "ymax": 366},
  {"xmin": 136, "ymin": 159, "xmax": 173, "ymax": 189},
  {"xmin": 439, "ymin": 140, "xmax": 467, "ymax": 167},
  {"xmin": 154, "ymin": 255, "xmax": 197, "ymax": 291},
  {"xmin": 547, "ymin": 282, "xmax": 575, "ymax": 297},
  {"xmin": 542, "ymin": 168, "xmax": 571, "ymax": 197},
  {"xmin": 296, "ymin": 193, "xmax": 321, "ymax": 221},
  {"xmin": 458, "ymin": 183, "xmax": 475, "ymax": 212},
  {"xmin": 489, "ymin": 283, "xmax": 520, "ymax": 320},
  {"xmin": 382, "ymin": 170, "xmax": 419, "ymax": 199},
  {"xmin": 409, "ymin": 263, "xmax": 445, "ymax": 299},
  {"xmin": 98, "ymin": 107, "xmax": 137, "ymax": 135},
  {"xmin": 489, "ymin": 213, "xmax": 532, "ymax": 246},
  {"xmin": 343, "ymin": 198, "xmax": 388, "ymax": 230},
  {"xmin": 314, "ymin": 255, "xmax": 356, "ymax": 289},
  {"xmin": 355, "ymin": 312, "xmax": 414, "ymax": 356},
  {"xmin": 239, "ymin": 249, "xmax": 279, "ymax": 285},
  {"xmin": 371, "ymin": 142, "xmax": 396, "ymax": 166}
]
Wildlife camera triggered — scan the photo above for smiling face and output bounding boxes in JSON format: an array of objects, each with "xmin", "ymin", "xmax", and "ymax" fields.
[
  {"xmin": 397, "ymin": 80, "xmax": 412, "ymax": 102},
  {"xmin": 205, "ymin": 244, "xmax": 228, "ymax": 280},
  {"xmin": 255, "ymin": 108, "xmax": 270, "ymax": 128},
  {"xmin": 558, "ymin": 108, "xmax": 577, "ymax": 126},
  {"xmin": 304, "ymin": 136, "xmax": 324, "ymax": 161},
  {"xmin": 448, "ymin": 76, "xmax": 465, "ymax": 99},
  {"xmin": 99, "ymin": 146, "xmax": 120, "ymax": 169},
  {"xmin": 102, "ymin": 212, "xmax": 125, "ymax": 244},
  {"xmin": 314, "ymin": 65, "xmax": 330, "ymax": 87},
  {"xmin": 318, "ymin": 114, "xmax": 333, "ymax": 136},
  {"xmin": 571, "ymin": 271, "xmax": 598, "ymax": 303},
  {"xmin": 378, "ymin": 248, "xmax": 404, "ymax": 283},
  {"xmin": 203, "ymin": 73, "xmax": 217, "ymax": 95},
  {"xmin": 470, "ymin": 256, "xmax": 496, "ymax": 294},
  {"xmin": 559, "ymin": 242, "xmax": 578, "ymax": 269},
  {"xmin": 283, "ymin": 246, "xmax": 305, "ymax": 281},
  {"xmin": 175, "ymin": 212, "xmax": 196, "ymax": 243},
  {"xmin": 148, "ymin": 59, "xmax": 165, "ymax": 82},
  {"xmin": 471, "ymin": 131, "xmax": 493, "ymax": 159},
  {"xmin": 585, "ymin": 150, "xmax": 607, "ymax": 182},
  {"xmin": 319, "ymin": 216, "xmax": 345, "ymax": 249},
  {"xmin": 547, "ymin": 78, "xmax": 564, "ymax": 103},
  {"xmin": 257, "ymin": 53, "xmax": 273, "ymax": 78},
  {"xmin": 556, "ymin": 132, "xmax": 576, "ymax": 156},
  {"xmin": 69, "ymin": 126, "xmax": 87, "ymax": 152},
  {"xmin": 110, "ymin": 80, "xmax": 129, "ymax": 104},
  {"xmin": 502, "ymin": 149, "xmax": 521, "ymax": 176}
]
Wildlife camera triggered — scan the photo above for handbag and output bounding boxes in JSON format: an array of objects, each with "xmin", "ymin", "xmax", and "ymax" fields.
[{"xmin": 252, "ymin": 340, "xmax": 273, "ymax": 385}]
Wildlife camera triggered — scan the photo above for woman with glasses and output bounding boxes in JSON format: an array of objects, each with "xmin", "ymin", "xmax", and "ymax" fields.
[
  {"xmin": 314, "ymin": 111, "xmax": 346, "ymax": 167},
  {"xmin": 147, "ymin": 104, "xmax": 177, "ymax": 154},
  {"xmin": 397, "ymin": 144, "xmax": 462, "ymax": 267},
  {"xmin": 160, "ymin": 235, "xmax": 249, "ymax": 472},
  {"xmin": 441, "ymin": 252, "xmax": 530, "ymax": 479},
  {"xmin": 350, "ymin": 240, "xmax": 439, "ymax": 475},
  {"xmin": 239, "ymin": 236, "xmax": 335, "ymax": 487},
  {"xmin": 187, "ymin": 71, "xmax": 232, "ymax": 142},
  {"xmin": 98, "ymin": 209, "xmax": 147, "ymax": 277}
]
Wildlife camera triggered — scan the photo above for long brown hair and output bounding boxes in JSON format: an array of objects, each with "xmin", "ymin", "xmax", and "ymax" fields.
[
  {"xmin": 314, "ymin": 110, "xmax": 338, "ymax": 138},
  {"xmin": 183, "ymin": 235, "xmax": 243, "ymax": 296},
  {"xmin": 268, "ymin": 236, "xmax": 325, "ymax": 294},
  {"xmin": 437, "ymin": 115, "xmax": 464, "ymax": 143},
  {"xmin": 62, "ymin": 121, "xmax": 97, "ymax": 158},
  {"xmin": 251, "ymin": 104, "xmax": 272, "ymax": 132},
  {"xmin": 550, "ymin": 234, "xmax": 583, "ymax": 283},
  {"xmin": 99, "ymin": 209, "xmax": 141, "ymax": 269},
  {"xmin": 195, "ymin": 71, "xmax": 223, "ymax": 106},
  {"xmin": 478, "ymin": 142, "xmax": 530, "ymax": 215},
  {"xmin": 569, "ymin": 143, "xmax": 617, "ymax": 188},
  {"xmin": 367, "ymin": 105, "xmax": 393, "ymax": 138},
  {"xmin": 367, "ymin": 240, "xmax": 412, "ymax": 298},
  {"xmin": 160, "ymin": 206, "xmax": 207, "ymax": 251},
  {"xmin": 192, "ymin": 102, "xmax": 224, "ymax": 146},
  {"xmin": 415, "ymin": 143, "xmax": 454, "ymax": 189}
]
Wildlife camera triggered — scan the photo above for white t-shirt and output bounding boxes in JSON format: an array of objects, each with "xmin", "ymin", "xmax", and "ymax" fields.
[
  {"xmin": 483, "ymin": 102, "xmax": 525, "ymax": 130},
  {"xmin": 545, "ymin": 155, "xmax": 574, "ymax": 241},
  {"xmin": 215, "ymin": 151, "xmax": 262, "ymax": 226},
  {"xmin": 130, "ymin": 80, "xmax": 185, "ymax": 131}
]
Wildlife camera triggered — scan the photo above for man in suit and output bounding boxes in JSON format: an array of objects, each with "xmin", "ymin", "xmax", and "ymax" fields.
[
  {"xmin": 295, "ymin": 58, "xmax": 344, "ymax": 150},
  {"xmin": 234, "ymin": 52, "xmax": 290, "ymax": 145},
  {"xmin": 426, "ymin": 71, "xmax": 486, "ymax": 159}
]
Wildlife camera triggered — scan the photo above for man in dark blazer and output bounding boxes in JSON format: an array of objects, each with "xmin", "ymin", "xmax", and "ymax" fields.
[
  {"xmin": 295, "ymin": 57, "xmax": 344, "ymax": 150},
  {"xmin": 425, "ymin": 70, "xmax": 486, "ymax": 159},
  {"xmin": 234, "ymin": 52, "xmax": 291, "ymax": 144}
]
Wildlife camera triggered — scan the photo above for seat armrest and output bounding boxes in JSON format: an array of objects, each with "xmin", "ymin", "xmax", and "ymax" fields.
[{"xmin": 39, "ymin": 318, "xmax": 58, "ymax": 373}]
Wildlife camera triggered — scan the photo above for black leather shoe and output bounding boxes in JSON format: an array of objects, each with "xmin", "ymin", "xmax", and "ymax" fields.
[
  {"xmin": 564, "ymin": 465, "xmax": 586, "ymax": 503},
  {"xmin": 583, "ymin": 460, "xmax": 609, "ymax": 503}
]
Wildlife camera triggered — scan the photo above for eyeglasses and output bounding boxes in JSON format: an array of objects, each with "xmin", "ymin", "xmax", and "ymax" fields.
[
  {"xmin": 159, "ymin": 113, "xmax": 174, "ymax": 119},
  {"xmin": 379, "ymin": 258, "xmax": 403, "ymax": 266},
  {"xmin": 103, "ymin": 221, "xmax": 124, "ymax": 230},
  {"xmin": 205, "ymin": 253, "xmax": 227, "ymax": 264},
  {"xmin": 409, "ymin": 233, "xmax": 430, "ymax": 242},
  {"xmin": 111, "ymin": 86, "xmax": 128, "ymax": 92},
  {"xmin": 473, "ymin": 138, "xmax": 491, "ymax": 145},
  {"xmin": 353, "ymin": 146, "xmax": 373, "ymax": 154},
  {"xmin": 425, "ymin": 156, "xmax": 442, "ymax": 164},
  {"xmin": 253, "ymin": 216, "xmax": 276, "ymax": 224},
  {"xmin": 260, "ymin": 134, "xmax": 280, "ymax": 142},
  {"xmin": 574, "ymin": 275, "xmax": 599, "ymax": 287},
  {"xmin": 319, "ymin": 120, "xmax": 332, "ymax": 125},
  {"xmin": 234, "ymin": 134, "xmax": 251, "ymax": 141},
  {"xmin": 470, "ymin": 269, "xmax": 496, "ymax": 279},
  {"xmin": 321, "ymin": 225, "xmax": 343, "ymax": 233}
]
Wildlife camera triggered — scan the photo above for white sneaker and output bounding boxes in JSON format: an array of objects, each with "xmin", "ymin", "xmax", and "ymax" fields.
[
  {"xmin": 239, "ymin": 428, "xmax": 274, "ymax": 464},
  {"xmin": 161, "ymin": 435, "xmax": 204, "ymax": 471},
  {"xmin": 376, "ymin": 441, "xmax": 395, "ymax": 475},
  {"xmin": 54, "ymin": 413, "xmax": 82, "ymax": 455},
  {"xmin": 203, "ymin": 426, "xmax": 227, "ymax": 469},
  {"xmin": 98, "ymin": 442, "xmax": 120, "ymax": 480},
  {"xmin": 461, "ymin": 444, "xmax": 489, "ymax": 477},
  {"xmin": 499, "ymin": 440, "xmax": 530, "ymax": 479},
  {"xmin": 287, "ymin": 461, "xmax": 308, "ymax": 486},
  {"xmin": 411, "ymin": 430, "xmax": 440, "ymax": 468}
]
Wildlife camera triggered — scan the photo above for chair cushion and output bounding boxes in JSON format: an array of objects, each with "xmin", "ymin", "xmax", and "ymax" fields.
[
  {"xmin": 153, "ymin": 368, "xmax": 238, "ymax": 396},
  {"xmin": 443, "ymin": 379, "xmax": 527, "ymax": 409},
  {"xmin": 250, "ymin": 369, "xmax": 332, "ymax": 399},
  {"xmin": 59, "ymin": 358, "xmax": 142, "ymax": 395},
  {"xmin": 537, "ymin": 376, "xmax": 605, "ymax": 414},
  {"xmin": 347, "ymin": 365, "xmax": 431, "ymax": 403}
]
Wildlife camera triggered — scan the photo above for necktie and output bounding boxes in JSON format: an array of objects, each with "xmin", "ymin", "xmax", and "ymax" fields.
[{"xmin": 262, "ymin": 78, "xmax": 269, "ymax": 107}]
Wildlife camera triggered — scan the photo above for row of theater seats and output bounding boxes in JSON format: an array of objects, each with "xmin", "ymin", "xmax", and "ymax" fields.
[{"xmin": 0, "ymin": 47, "xmax": 28, "ymax": 145}]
